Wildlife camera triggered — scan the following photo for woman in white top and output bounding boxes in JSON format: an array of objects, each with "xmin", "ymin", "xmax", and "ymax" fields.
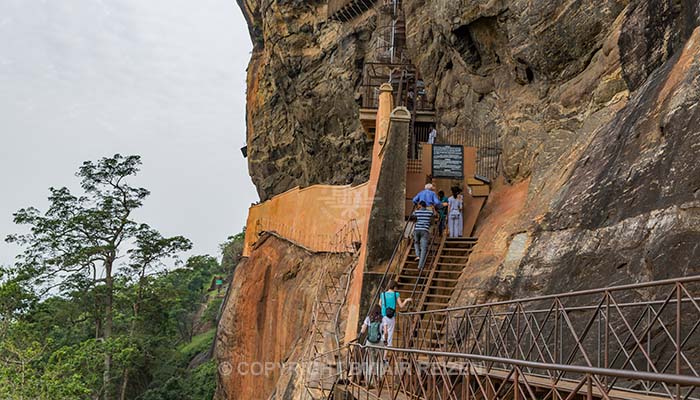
[{"xmin": 447, "ymin": 186, "xmax": 464, "ymax": 238}]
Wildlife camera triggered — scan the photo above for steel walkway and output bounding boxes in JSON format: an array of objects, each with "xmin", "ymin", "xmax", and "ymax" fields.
[{"xmin": 339, "ymin": 275, "xmax": 700, "ymax": 400}]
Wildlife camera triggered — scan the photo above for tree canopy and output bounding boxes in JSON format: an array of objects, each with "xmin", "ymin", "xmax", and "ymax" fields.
[{"xmin": 0, "ymin": 154, "xmax": 245, "ymax": 400}]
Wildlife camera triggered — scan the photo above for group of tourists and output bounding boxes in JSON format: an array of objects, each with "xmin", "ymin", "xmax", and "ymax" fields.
[
  {"xmin": 356, "ymin": 182, "xmax": 467, "ymax": 360},
  {"xmin": 411, "ymin": 183, "xmax": 466, "ymax": 269},
  {"xmin": 359, "ymin": 281, "xmax": 412, "ymax": 363}
]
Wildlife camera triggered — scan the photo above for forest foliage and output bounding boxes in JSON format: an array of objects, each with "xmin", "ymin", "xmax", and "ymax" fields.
[{"xmin": 1, "ymin": 155, "xmax": 243, "ymax": 400}]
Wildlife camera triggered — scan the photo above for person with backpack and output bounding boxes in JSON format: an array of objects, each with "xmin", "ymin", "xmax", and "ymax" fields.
[
  {"xmin": 380, "ymin": 281, "xmax": 412, "ymax": 360},
  {"xmin": 359, "ymin": 305, "xmax": 384, "ymax": 345},
  {"xmin": 358, "ymin": 305, "xmax": 384, "ymax": 384}
]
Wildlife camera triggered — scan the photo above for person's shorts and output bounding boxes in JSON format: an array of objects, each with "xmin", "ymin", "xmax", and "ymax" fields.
[{"xmin": 382, "ymin": 316, "xmax": 396, "ymax": 346}]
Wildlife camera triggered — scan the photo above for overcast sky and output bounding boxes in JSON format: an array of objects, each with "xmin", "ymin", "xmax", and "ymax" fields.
[{"xmin": 0, "ymin": 0, "xmax": 257, "ymax": 266}]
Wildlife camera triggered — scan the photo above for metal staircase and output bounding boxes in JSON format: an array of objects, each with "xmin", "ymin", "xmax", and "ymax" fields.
[
  {"xmin": 342, "ymin": 275, "xmax": 700, "ymax": 400},
  {"xmin": 302, "ymin": 260, "xmax": 356, "ymax": 399},
  {"xmin": 408, "ymin": 237, "xmax": 478, "ymax": 348},
  {"xmin": 393, "ymin": 234, "xmax": 478, "ymax": 349},
  {"xmin": 301, "ymin": 221, "xmax": 361, "ymax": 400}
]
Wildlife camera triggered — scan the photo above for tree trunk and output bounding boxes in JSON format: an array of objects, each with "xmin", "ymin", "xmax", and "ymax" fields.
[
  {"xmin": 119, "ymin": 268, "xmax": 145, "ymax": 400},
  {"xmin": 103, "ymin": 260, "xmax": 113, "ymax": 400}
]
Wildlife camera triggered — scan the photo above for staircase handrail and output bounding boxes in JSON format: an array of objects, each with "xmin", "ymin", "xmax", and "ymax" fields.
[
  {"xmin": 359, "ymin": 216, "xmax": 415, "ymax": 338},
  {"xmin": 346, "ymin": 342, "xmax": 700, "ymax": 387},
  {"xmin": 399, "ymin": 273, "xmax": 700, "ymax": 315},
  {"xmin": 406, "ymin": 224, "xmax": 443, "ymax": 306},
  {"xmin": 346, "ymin": 271, "xmax": 700, "ymax": 399}
]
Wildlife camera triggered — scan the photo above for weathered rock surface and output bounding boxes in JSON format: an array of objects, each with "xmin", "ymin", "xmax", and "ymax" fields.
[
  {"xmin": 238, "ymin": 0, "xmax": 374, "ymax": 200},
  {"xmin": 223, "ymin": 0, "xmax": 700, "ymax": 398},
  {"xmin": 214, "ymin": 234, "xmax": 352, "ymax": 399}
]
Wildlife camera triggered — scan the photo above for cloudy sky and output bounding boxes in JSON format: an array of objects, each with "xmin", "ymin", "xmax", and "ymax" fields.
[{"xmin": 0, "ymin": 0, "xmax": 257, "ymax": 265}]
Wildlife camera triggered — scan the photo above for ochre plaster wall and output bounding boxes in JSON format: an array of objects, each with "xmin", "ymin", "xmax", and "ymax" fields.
[{"xmin": 243, "ymin": 182, "xmax": 370, "ymax": 256}]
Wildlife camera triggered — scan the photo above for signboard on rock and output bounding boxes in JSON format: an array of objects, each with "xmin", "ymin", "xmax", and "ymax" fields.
[{"xmin": 432, "ymin": 145, "xmax": 464, "ymax": 179}]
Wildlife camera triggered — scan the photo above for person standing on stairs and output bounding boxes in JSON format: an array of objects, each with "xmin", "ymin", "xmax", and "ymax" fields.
[
  {"xmin": 380, "ymin": 281, "xmax": 412, "ymax": 360},
  {"xmin": 437, "ymin": 190, "xmax": 449, "ymax": 236},
  {"xmin": 412, "ymin": 201, "xmax": 434, "ymax": 270},
  {"xmin": 359, "ymin": 305, "xmax": 384, "ymax": 384},
  {"xmin": 359, "ymin": 305, "xmax": 383, "ymax": 344},
  {"xmin": 412, "ymin": 183, "xmax": 441, "ymax": 208},
  {"xmin": 448, "ymin": 186, "xmax": 464, "ymax": 238},
  {"xmin": 428, "ymin": 125, "xmax": 437, "ymax": 144}
]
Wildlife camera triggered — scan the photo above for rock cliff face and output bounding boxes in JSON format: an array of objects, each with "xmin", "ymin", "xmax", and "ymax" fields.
[
  {"xmin": 238, "ymin": 0, "xmax": 374, "ymax": 201},
  {"xmin": 214, "ymin": 234, "xmax": 352, "ymax": 399},
  {"xmin": 222, "ymin": 0, "xmax": 699, "ymax": 398}
]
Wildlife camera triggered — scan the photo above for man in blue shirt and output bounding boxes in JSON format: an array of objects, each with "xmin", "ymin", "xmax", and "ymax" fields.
[{"xmin": 412, "ymin": 183, "xmax": 441, "ymax": 207}]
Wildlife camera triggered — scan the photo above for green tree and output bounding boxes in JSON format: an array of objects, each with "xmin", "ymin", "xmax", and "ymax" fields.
[
  {"xmin": 6, "ymin": 154, "xmax": 189, "ymax": 400},
  {"xmin": 119, "ymin": 226, "xmax": 191, "ymax": 400},
  {"xmin": 220, "ymin": 229, "xmax": 245, "ymax": 274}
]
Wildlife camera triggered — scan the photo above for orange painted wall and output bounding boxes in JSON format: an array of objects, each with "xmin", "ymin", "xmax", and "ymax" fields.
[
  {"xmin": 343, "ymin": 84, "xmax": 395, "ymax": 343},
  {"xmin": 243, "ymin": 183, "xmax": 370, "ymax": 256}
]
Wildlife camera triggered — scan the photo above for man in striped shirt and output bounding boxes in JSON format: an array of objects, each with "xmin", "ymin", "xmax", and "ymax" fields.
[{"xmin": 412, "ymin": 201, "xmax": 434, "ymax": 270}]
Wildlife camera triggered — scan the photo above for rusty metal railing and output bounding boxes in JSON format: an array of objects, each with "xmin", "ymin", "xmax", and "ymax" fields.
[
  {"xmin": 360, "ymin": 62, "xmax": 432, "ymax": 111},
  {"xmin": 344, "ymin": 343, "xmax": 700, "ymax": 400},
  {"xmin": 342, "ymin": 275, "xmax": 700, "ymax": 399},
  {"xmin": 327, "ymin": 0, "xmax": 377, "ymax": 22}
]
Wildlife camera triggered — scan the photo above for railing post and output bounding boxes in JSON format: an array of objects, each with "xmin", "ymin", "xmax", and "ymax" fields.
[
  {"xmin": 514, "ymin": 368, "xmax": 520, "ymax": 400},
  {"xmin": 554, "ymin": 302, "xmax": 559, "ymax": 365},
  {"xmin": 516, "ymin": 305, "xmax": 521, "ymax": 360},
  {"xmin": 604, "ymin": 291, "xmax": 609, "ymax": 382},
  {"xmin": 676, "ymin": 283, "xmax": 682, "ymax": 400},
  {"xmin": 466, "ymin": 363, "xmax": 471, "ymax": 400},
  {"xmin": 587, "ymin": 374, "xmax": 593, "ymax": 400}
]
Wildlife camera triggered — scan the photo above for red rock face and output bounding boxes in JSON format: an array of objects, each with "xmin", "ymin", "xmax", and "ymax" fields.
[
  {"xmin": 225, "ymin": 1, "xmax": 700, "ymax": 398},
  {"xmin": 214, "ymin": 234, "xmax": 352, "ymax": 399}
]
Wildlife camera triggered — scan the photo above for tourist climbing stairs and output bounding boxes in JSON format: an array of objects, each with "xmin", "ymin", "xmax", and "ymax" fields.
[
  {"xmin": 394, "ymin": 235, "xmax": 477, "ymax": 350},
  {"xmin": 410, "ymin": 236, "xmax": 477, "ymax": 349}
]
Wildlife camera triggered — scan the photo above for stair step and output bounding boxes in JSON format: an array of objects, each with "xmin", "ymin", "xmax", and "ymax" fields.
[
  {"xmin": 436, "ymin": 262, "xmax": 467, "ymax": 267},
  {"xmin": 431, "ymin": 277, "xmax": 461, "ymax": 282},
  {"xmin": 399, "ymin": 278, "xmax": 457, "ymax": 290},
  {"xmin": 424, "ymin": 293, "xmax": 452, "ymax": 299},
  {"xmin": 397, "ymin": 276, "xmax": 459, "ymax": 284},
  {"xmin": 423, "ymin": 301, "xmax": 451, "ymax": 307}
]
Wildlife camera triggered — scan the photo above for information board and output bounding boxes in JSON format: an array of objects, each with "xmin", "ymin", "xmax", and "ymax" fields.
[{"xmin": 432, "ymin": 145, "xmax": 464, "ymax": 179}]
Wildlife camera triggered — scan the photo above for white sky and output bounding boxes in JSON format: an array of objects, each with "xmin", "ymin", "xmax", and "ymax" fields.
[{"xmin": 0, "ymin": 0, "xmax": 257, "ymax": 266}]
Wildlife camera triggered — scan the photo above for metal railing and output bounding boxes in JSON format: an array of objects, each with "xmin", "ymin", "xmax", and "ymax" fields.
[
  {"xmin": 360, "ymin": 62, "xmax": 433, "ymax": 111},
  {"xmin": 440, "ymin": 130, "xmax": 501, "ymax": 180},
  {"xmin": 358, "ymin": 216, "xmax": 416, "ymax": 334},
  {"xmin": 298, "ymin": 220, "xmax": 362, "ymax": 399},
  {"xmin": 254, "ymin": 217, "xmax": 361, "ymax": 253},
  {"xmin": 342, "ymin": 275, "xmax": 700, "ymax": 399},
  {"xmin": 327, "ymin": 0, "xmax": 377, "ymax": 22},
  {"xmin": 345, "ymin": 344, "xmax": 700, "ymax": 400}
]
